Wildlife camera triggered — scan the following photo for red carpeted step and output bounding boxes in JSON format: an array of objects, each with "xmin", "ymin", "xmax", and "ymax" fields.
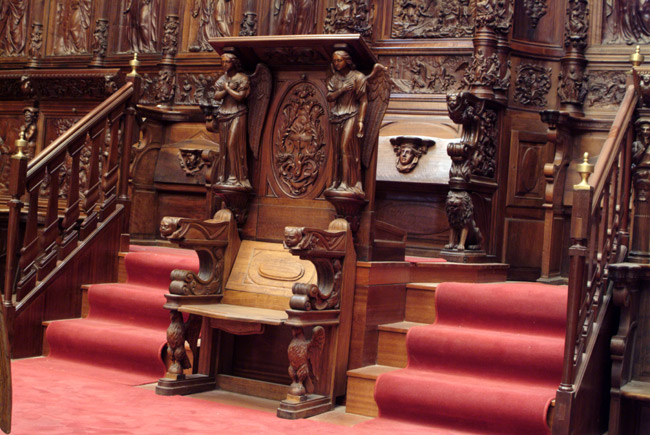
[
  {"xmin": 86, "ymin": 283, "xmax": 170, "ymax": 330},
  {"xmin": 367, "ymin": 281, "xmax": 567, "ymax": 434},
  {"xmin": 124, "ymin": 249, "xmax": 199, "ymax": 289},
  {"xmin": 45, "ymin": 318, "xmax": 166, "ymax": 383},
  {"xmin": 407, "ymin": 324, "xmax": 565, "ymax": 385}
]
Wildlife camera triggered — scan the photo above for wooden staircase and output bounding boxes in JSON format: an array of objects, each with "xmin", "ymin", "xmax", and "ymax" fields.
[{"xmin": 346, "ymin": 282, "xmax": 438, "ymax": 417}]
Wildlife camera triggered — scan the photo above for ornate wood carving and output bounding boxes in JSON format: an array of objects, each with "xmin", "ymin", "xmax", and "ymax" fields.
[
  {"xmin": 462, "ymin": 49, "xmax": 501, "ymax": 90},
  {"xmin": 273, "ymin": 83, "xmax": 327, "ymax": 198},
  {"xmin": 154, "ymin": 15, "xmax": 179, "ymax": 106},
  {"xmin": 239, "ymin": 11, "xmax": 257, "ymax": 36},
  {"xmin": 0, "ymin": 70, "xmax": 124, "ymax": 100},
  {"xmin": 444, "ymin": 190, "xmax": 483, "ymax": 251},
  {"xmin": 385, "ymin": 55, "xmax": 468, "ymax": 94},
  {"xmin": 28, "ymin": 23, "xmax": 44, "ymax": 60},
  {"xmin": 632, "ymin": 118, "xmax": 650, "ymax": 203},
  {"xmin": 446, "ymin": 92, "xmax": 497, "ymax": 181},
  {"xmin": 325, "ymin": 51, "xmax": 389, "ymax": 199},
  {"xmin": 558, "ymin": 64, "xmax": 588, "ymax": 106},
  {"xmin": 189, "ymin": 0, "xmax": 233, "ymax": 52},
  {"xmin": 284, "ymin": 220, "xmax": 349, "ymax": 311},
  {"xmin": 90, "ymin": 18, "xmax": 109, "ymax": 67},
  {"xmin": 122, "ymin": 0, "xmax": 159, "ymax": 53},
  {"xmin": 586, "ymin": 71, "xmax": 627, "ymax": 108},
  {"xmin": 604, "ymin": 0, "xmax": 650, "ymax": 44},
  {"xmin": 178, "ymin": 149, "xmax": 205, "ymax": 176},
  {"xmin": 513, "ymin": 63, "xmax": 552, "ymax": 107},
  {"xmin": 287, "ymin": 326, "xmax": 325, "ymax": 397},
  {"xmin": 523, "ymin": 0, "xmax": 547, "ymax": 28},
  {"xmin": 391, "ymin": 0, "xmax": 473, "ymax": 39},
  {"xmin": 160, "ymin": 208, "xmax": 237, "ymax": 296},
  {"xmin": 165, "ymin": 310, "xmax": 201, "ymax": 375},
  {"xmin": 559, "ymin": 0, "xmax": 588, "ymax": 115},
  {"xmin": 53, "ymin": 0, "xmax": 92, "ymax": 55},
  {"xmin": 0, "ymin": 0, "xmax": 27, "ymax": 56},
  {"xmin": 162, "ymin": 14, "xmax": 179, "ymax": 57},
  {"xmin": 20, "ymin": 106, "xmax": 38, "ymax": 160},
  {"xmin": 271, "ymin": 0, "xmax": 317, "ymax": 35},
  {"xmin": 390, "ymin": 136, "xmax": 435, "ymax": 173},
  {"xmin": 177, "ymin": 73, "xmax": 219, "ymax": 105},
  {"xmin": 324, "ymin": 0, "xmax": 374, "ymax": 37}
]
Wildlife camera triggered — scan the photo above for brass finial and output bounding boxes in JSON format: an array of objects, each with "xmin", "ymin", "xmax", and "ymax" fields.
[
  {"xmin": 128, "ymin": 53, "xmax": 140, "ymax": 77},
  {"xmin": 13, "ymin": 131, "xmax": 27, "ymax": 160},
  {"xmin": 631, "ymin": 45, "xmax": 644, "ymax": 68},
  {"xmin": 574, "ymin": 152, "xmax": 594, "ymax": 190}
]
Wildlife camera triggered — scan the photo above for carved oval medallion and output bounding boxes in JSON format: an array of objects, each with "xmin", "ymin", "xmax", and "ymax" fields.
[
  {"xmin": 258, "ymin": 261, "xmax": 305, "ymax": 282},
  {"xmin": 271, "ymin": 82, "xmax": 328, "ymax": 199}
]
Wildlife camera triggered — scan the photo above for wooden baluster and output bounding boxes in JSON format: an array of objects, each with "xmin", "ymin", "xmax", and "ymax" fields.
[
  {"xmin": 16, "ymin": 172, "xmax": 44, "ymax": 301},
  {"xmin": 36, "ymin": 157, "xmax": 64, "ymax": 280},
  {"xmin": 80, "ymin": 130, "xmax": 101, "ymax": 239},
  {"xmin": 4, "ymin": 133, "xmax": 29, "ymax": 305},
  {"xmin": 58, "ymin": 144, "xmax": 83, "ymax": 259},
  {"xmin": 99, "ymin": 113, "xmax": 122, "ymax": 221},
  {"xmin": 118, "ymin": 55, "xmax": 141, "ymax": 250},
  {"xmin": 555, "ymin": 153, "xmax": 594, "ymax": 431}
]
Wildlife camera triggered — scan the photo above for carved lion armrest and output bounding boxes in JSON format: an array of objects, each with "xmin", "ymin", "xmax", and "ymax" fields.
[
  {"xmin": 283, "ymin": 218, "xmax": 355, "ymax": 311},
  {"xmin": 160, "ymin": 208, "xmax": 240, "ymax": 296}
]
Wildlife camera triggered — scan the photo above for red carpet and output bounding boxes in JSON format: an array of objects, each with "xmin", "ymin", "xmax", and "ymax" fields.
[
  {"xmin": 43, "ymin": 246, "xmax": 199, "ymax": 385},
  {"xmin": 361, "ymin": 282, "xmax": 567, "ymax": 434}
]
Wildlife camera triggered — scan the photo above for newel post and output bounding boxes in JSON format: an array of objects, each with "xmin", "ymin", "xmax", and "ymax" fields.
[
  {"xmin": 119, "ymin": 55, "xmax": 142, "ymax": 250},
  {"xmin": 554, "ymin": 152, "xmax": 593, "ymax": 434}
]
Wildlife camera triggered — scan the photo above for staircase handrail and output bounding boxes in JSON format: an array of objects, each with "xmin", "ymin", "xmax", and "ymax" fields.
[
  {"xmin": 554, "ymin": 83, "xmax": 637, "ymax": 433},
  {"xmin": 2, "ymin": 73, "xmax": 141, "ymax": 317}
]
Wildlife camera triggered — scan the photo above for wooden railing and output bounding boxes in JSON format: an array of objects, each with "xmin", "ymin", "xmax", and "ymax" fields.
[
  {"xmin": 2, "ymin": 72, "xmax": 141, "ymax": 333},
  {"xmin": 552, "ymin": 84, "xmax": 637, "ymax": 434}
]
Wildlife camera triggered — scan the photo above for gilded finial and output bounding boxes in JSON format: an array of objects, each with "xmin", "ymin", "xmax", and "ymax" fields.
[
  {"xmin": 13, "ymin": 131, "xmax": 27, "ymax": 160},
  {"xmin": 574, "ymin": 152, "xmax": 594, "ymax": 190},
  {"xmin": 128, "ymin": 53, "xmax": 140, "ymax": 77},
  {"xmin": 631, "ymin": 45, "xmax": 644, "ymax": 68}
]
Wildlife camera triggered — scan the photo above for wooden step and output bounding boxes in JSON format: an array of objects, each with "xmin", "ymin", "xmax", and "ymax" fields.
[
  {"xmin": 377, "ymin": 321, "xmax": 423, "ymax": 368},
  {"xmin": 409, "ymin": 262, "xmax": 508, "ymax": 283},
  {"xmin": 405, "ymin": 282, "xmax": 437, "ymax": 324},
  {"xmin": 346, "ymin": 365, "xmax": 398, "ymax": 417},
  {"xmin": 621, "ymin": 380, "xmax": 650, "ymax": 402},
  {"xmin": 118, "ymin": 252, "xmax": 128, "ymax": 283}
]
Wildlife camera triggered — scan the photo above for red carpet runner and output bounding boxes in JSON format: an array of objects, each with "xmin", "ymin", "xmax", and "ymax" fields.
[
  {"xmin": 361, "ymin": 281, "xmax": 568, "ymax": 434},
  {"xmin": 41, "ymin": 245, "xmax": 199, "ymax": 385}
]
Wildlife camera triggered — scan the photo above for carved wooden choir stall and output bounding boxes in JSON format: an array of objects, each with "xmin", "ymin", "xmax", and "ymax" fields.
[{"xmin": 155, "ymin": 34, "xmax": 391, "ymax": 419}]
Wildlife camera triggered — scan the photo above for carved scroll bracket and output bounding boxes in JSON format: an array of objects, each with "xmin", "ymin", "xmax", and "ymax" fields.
[{"xmin": 160, "ymin": 208, "xmax": 239, "ymax": 296}]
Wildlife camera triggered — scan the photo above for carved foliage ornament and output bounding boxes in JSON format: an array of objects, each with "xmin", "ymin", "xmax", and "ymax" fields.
[
  {"xmin": 273, "ymin": 83, "xmax": 327, "ymax": 198},
  {"xmin": 513, "ymin": 63, "xmax": 552, "ymax": 107},
  {"xmin": 446, "ymin": 92, "xmax": 497, "ymax": 180},
  {"xmin": 324, "ymin": 0, "xmax": 374, "ymax": 37},
  {"xmin": 523, "ymin": 0, "xmax": 547, "ymax": 28},
  {"xmin": 565, "ymin": 0, "xmax": 588, "ymax": 50},
  {"xmin": 386, "ymin": 55, "xmax": 467, "ymax": 94},
  {"xmin": 390, "ymin": 136, "xmax": 436, "ymax": 173},
  {"xmin": 391, "ymin": 0, "xmax": 474, "ymax": 39}
]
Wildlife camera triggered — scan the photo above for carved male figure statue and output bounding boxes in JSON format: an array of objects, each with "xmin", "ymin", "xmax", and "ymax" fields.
[
  {"xmin": 327, "ymin": 50, "xmax": 368, "ymax": 196},
  {"xmin": 213, "ymin": 53, "xmax": 252, "ymax": 188}
]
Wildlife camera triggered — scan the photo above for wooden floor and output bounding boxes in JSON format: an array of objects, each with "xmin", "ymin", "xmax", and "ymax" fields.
[{"xmin": 139, "ymin": 383, "xmax": 372, "ymax": 427}]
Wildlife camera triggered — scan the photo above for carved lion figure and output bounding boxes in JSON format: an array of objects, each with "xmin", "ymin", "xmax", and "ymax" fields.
[{"xmin": 445, "ymin": 190, "xmax": 483, "ymax": 251}]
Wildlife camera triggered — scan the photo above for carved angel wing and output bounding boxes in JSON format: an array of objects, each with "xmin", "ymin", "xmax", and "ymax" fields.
[
  {"xmin": 247, "ymin": 63, "xmax": 272, "ymax": 159},
  {"xmin": 361, "ymin": 63, "xmax": 391, "ymax": 168},
  {"xmin": 307, "ymin": 326, "xmax": 326, "ymax": 382}
]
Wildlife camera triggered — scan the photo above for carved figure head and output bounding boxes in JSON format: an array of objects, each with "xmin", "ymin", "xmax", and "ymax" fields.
[
  {"xmin": 332, "ymin": 49, "xmax": 356, "ymax": 72},
  {"xmin": 221, "ymin": 52, "xmax": 242, "ymax": 73},
  {"xmin": 284, "ymin": 227, "xmax": 304, "ymax": 248},
  {"xmin": 636, "ymin": 119, "xmax": 650, "ymax": 147},
  {"xmin": 445, "ymin": 190, "xmax": 474, "ymax": 230},
  {"xmin": 390, "ymin": 136, "xmax": 435, "ymax": 173}
]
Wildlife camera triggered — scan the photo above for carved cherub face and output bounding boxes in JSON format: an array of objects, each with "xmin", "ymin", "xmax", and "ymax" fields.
[
  {"xmin": 332, "ymin": 54, "xmax": 347, "ymax": 72},
  {"xmin": 284, "ymin": 227, "xmax": 303, "ymax": 248},
  {"xmin": 399, "ymin": 144, "xmax": 417, "ymax": 165}
]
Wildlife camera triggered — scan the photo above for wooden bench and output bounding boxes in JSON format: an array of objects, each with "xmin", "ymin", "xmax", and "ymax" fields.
[{"xmin": 155, "ymin": 209, "xmax": 356, "ymax": 419}]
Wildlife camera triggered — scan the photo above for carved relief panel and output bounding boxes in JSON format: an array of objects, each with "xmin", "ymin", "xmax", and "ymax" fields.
[
  {"xmin": 382, "ymin": 55, "xmax": 470, "ymax": 94},
  {"xmin": 188, "ymin": 0, "xmax": 234, "ymax": 52},
  {"xmin": 0, "ymin": 0, "xmax": 28, "ymax": 56},
  {"xmin": 271, "ymin": 82, "xmax": 329, "ymax": 199},
  {"xmin": 270, "ymin": 0, "xmax": 317, "ymax": 35},
  {"xmin": 391, "ymin": 0, "xmax": 473, "ymax": 38},
  {"xmin": 603, "ymin": 0, "xmax": 650, "ymax": 44},
  {"xmin": 120, "ymin": 0, "xmax": 160, "ymax": 53},
  {"xmin": 324, "ymin": 0, "xmax": 374, "ymax": 37},
  {"xmin": 52, "ymin": 0, "xmax": 93, "ymax": 55},
  {"xmin": 506, "ymin": 130, "xmax": 547, "ymax": 207},
  {"xmin": 513, "ymin": 63, "xmax": 552, "ymax": 107},
  {"xmin": 585, "ymin": 70, "xmax": 627, "ymax": 109}
]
